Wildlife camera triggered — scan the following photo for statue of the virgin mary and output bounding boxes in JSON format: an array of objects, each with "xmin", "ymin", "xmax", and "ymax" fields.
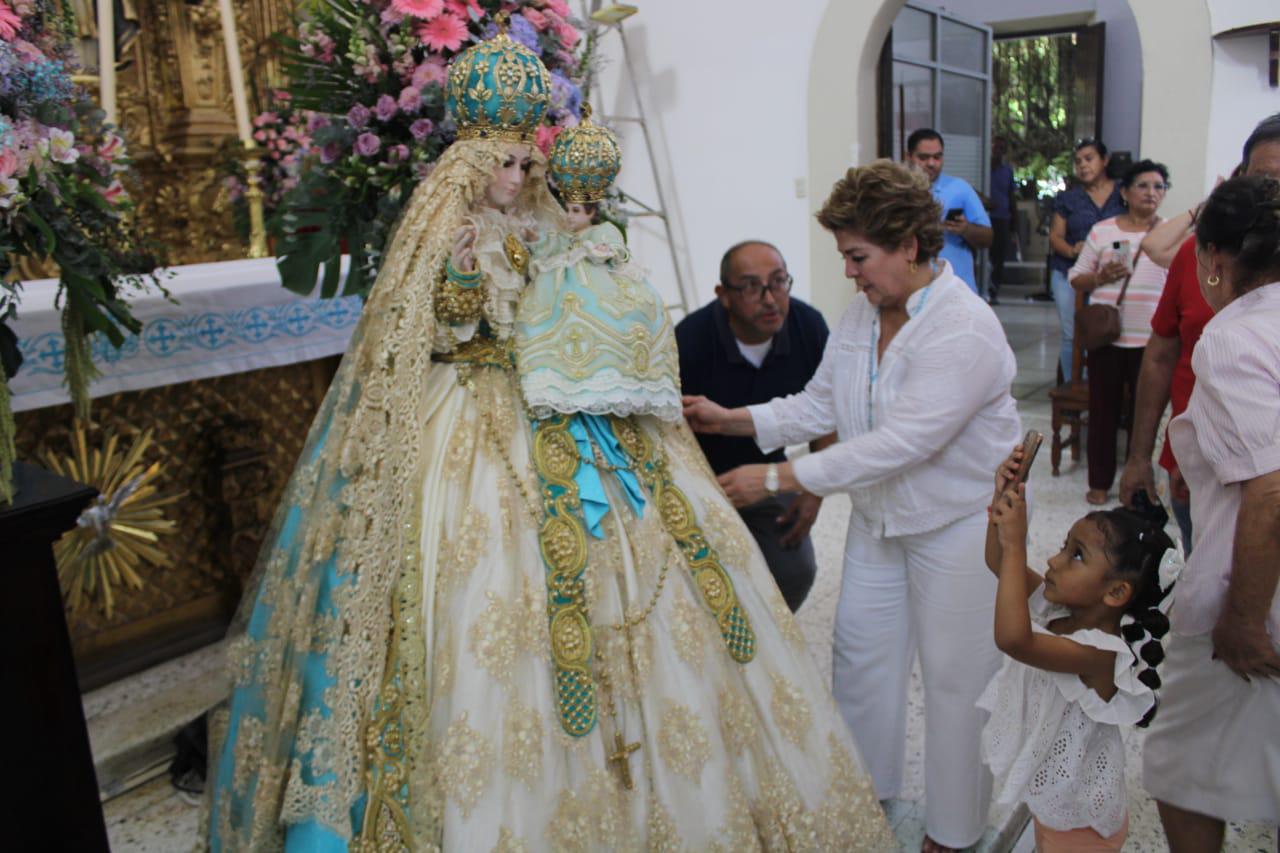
[{"xmin": 206, "ymin": 25, "xmax": 893, "ymax": 853}]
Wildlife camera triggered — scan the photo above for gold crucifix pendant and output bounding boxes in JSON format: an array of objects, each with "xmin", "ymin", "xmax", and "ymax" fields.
[{"xmin": 606, "ymin": 731, "xmax": 641, "ymax": 790}]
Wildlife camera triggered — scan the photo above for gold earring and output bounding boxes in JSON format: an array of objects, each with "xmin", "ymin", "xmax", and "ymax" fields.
[
  {"xmin": 908, "ymin": 260, "xmax": 918, "ymax": 274},
  {"xmin": 1207, "ymin": 274, "xmax": 1221, "ymax": 287}
]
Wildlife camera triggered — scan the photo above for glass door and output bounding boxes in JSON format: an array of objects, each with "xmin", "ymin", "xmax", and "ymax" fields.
[{"xmin": 881, "ymin": 3, "xmax": 992, "ymax": 194}]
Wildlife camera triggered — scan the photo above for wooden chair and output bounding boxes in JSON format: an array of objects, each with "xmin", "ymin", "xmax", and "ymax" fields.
[{"xmin": 1047, "ymin": 290, "xmax": 1088, "ymax": 475}]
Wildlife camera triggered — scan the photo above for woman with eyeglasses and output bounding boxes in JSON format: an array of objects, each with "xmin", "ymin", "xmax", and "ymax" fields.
[
  {"xmin": 1049, "ymin": 140, "xmax": 1126, "ymax": 382},
  {"xmin": 684, "ymin": 160, "xmax": 1022, "ymax": 853},
  {"xmin": 1069, "ymin": 160, "xmax": 1171, "ymax": 505}
]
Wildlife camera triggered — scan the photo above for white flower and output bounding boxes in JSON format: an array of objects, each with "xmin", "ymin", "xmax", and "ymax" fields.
[
  {"xmin": 47, "ymin": 128, "xmax": 80, "ymax": 165},
  {"xmin": 1158, "ymin": 548, "xmax": 1183, "ymax": 594},
  {"xmin": 0, "ymin": 176, "xmax": 24, "ymax": 211}
]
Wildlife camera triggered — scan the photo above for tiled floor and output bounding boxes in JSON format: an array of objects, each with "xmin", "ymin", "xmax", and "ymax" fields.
[{"xmin": 101, "ymin": 294, "xmax": 1276, "ymax": 851}]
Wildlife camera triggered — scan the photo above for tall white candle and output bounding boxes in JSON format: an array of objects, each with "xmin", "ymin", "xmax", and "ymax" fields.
[
  {"xmin": 96, "ymin": 0, "xmax": 116, "ymax": 126},
  {"xmin": 216, "ymin": 0, "xmax": 253, "ymax": 145}
]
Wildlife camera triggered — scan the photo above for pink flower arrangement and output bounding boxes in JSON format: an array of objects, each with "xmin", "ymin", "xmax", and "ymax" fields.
[
  {"xmin": 0, "ymin": 1, "xmax": 21, "ymax": 40},
  {"xmin": 354, "ymin": 132, "xmax": 381, "ymax": 157},
  {"xmin": 522, "ymin": 7, "xmax": 548, "ymax": 31},
  {"xmin": 390, "ymin": 0, "xmax": 443, "ymax": 19},
  {"xmin": 264, "ymin": 0, "xmax": 586, "ymax": 297},
  {"xmin": 397, "ymin": 86, "xmax": 423, "ymax": 114},
  {"xmin": 409, "ymin": 118, "xmax": 434, "ymax": 140},
  {"xmin": 444, "ymin": 0, "xmax": 481, "ymax": 19},
  {"xmin": 102, "ymin": 179, "xmax": 126, "ymax": 204},
  {"xmin": 374, "ymin": 93, "xmax": 399, "ymax": 122},
  {"xmin": 417, "ymin": 12, "xmax": 468, "ymax": 52},
  {"xmin": 535, "ymin": 124, "xmax": 563, "ymax": 157},
  {"xmin": 411, "ymin": 56, "xmax": 448, "ymax": 88},
  {"xmin": 1, "ymin": 0, "xmax": 166, "ymax": 498}
]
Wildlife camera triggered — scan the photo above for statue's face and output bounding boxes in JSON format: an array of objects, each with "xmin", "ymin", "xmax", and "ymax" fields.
[
  {"xmin": 564, "ymin": 202, "xmax": 593, "ymax": 232},
  {"xmin": 485, "ymin": 143, "xmax": 533, "ymax": 210}
]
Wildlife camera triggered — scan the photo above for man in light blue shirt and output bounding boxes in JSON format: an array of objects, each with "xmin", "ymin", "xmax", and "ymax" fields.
[{"xmin": 906, "ymin": 128, "xmax": 993, "ymax": 294}]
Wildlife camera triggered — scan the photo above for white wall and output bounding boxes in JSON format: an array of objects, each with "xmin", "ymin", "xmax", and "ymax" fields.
[
  {"xmin": 588, "ymin": 2, "xmax": 828, "ymax": 316},
  {"xmin": 1207, "ymin": 1, "xmax": 1278, "ymax": 34},
  {"xmin": 1206, "ymin": 33, "xmax": 1280, "ymax": 185}
]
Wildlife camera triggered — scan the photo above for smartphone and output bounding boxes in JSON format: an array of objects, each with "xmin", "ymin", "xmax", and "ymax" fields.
[
  {"xmin": 1015, "ymin": 430, "xmax": 1043, "ymax": 485},
  {"xmin": 1110, "ymin": 240, "xmax": 1132, "ymax": 271},
  {"xmin": 945, "ymin": 207, "xmax": 964, "ymax": 222}
]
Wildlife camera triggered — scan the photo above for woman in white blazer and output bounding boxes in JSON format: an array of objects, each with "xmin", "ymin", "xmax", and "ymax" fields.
[{"xmin": 684, "ymin": 160, "xmax": 1022, "ymax": 853}]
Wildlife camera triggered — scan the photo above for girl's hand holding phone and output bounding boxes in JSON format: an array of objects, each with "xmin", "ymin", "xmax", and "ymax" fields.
[
  {"xmin": 991, "ymin": 485, "xmax": 1028, "ymax": 548},
  {"xmin": 993, "ymin": 445, "xmax": 1023, "ymax": 506}
]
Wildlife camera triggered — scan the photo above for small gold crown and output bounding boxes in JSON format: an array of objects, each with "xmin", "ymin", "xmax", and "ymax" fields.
[{"xmin": 548, "ymin": 104, "xmax": 622, "ymax": 204}]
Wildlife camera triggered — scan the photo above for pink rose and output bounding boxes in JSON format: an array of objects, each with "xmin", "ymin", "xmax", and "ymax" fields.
[
  {"xmin": 543, "ymin": 0, "xmax": 571, "ymax": 17},
  {"xmin": 522, "ymin": 7, "xmax": 549, "ymax": 30},
  {"xmin": 374, "ymin": 94, "xmax": 399, "ymax": 122},
  {"xmin": 409, "ymin": 118, "xmax": 434, "ymax": 140},
  {"xmin": 411, "ymin": 57, "xmax": 448, "ymax": 89},
  {"xmin": 555, "ymin": 20, "xmax": 580, "ymax": 50},
  {"xmin": 398, "ymin": 86, "xmax": 422, "ymax": 114},
  {"xmin": 0, "ymin": 148, "xmax": 17, "ymax": 179},
  {"xmin": 535, "ymin": 124, "xmax": 562, "ymax": 157},
  {"xmin": 347, "ymin": 104, "xmax": 371, "ymax": 129},
  {"xmin": 354, "ymin": 132, "xmax": 381, "ymax": 157}
]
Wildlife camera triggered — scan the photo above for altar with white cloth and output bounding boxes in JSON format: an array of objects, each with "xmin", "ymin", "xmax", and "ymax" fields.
[
  {"xmin": 11, "ymin": 258, "xmax": 360, "ymax": 687},
  {"xmin": 12, "ymin": 258, "xmax": 360, "ymax": 412}
]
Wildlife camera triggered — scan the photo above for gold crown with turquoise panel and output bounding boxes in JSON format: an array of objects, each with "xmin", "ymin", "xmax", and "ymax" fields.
[
  {"xmin": 548, "ymin": 104, "xmax": 622, "ymax": 203},
  {"xmin": 446, "ymin": 15, "xmax": 551, "ymax": 144}
]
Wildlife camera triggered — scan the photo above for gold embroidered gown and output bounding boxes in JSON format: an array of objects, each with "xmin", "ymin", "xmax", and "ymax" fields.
[{"xmin": 206, "ymin": 140, "xmax": 893, "ymax": 852}]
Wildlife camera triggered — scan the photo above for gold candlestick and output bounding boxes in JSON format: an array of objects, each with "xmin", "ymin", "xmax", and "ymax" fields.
[{"xmin": 243, "ymin": 144, "xmax": 269, "ymax": 259}]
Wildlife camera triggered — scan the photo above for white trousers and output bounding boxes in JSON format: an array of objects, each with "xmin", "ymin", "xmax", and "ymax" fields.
[{"xmin": 832, "ymin": 510, "xmax": 1001, "ymax": 849}]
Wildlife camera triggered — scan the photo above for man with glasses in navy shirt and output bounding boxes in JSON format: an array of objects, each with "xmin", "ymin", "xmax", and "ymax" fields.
[{"xmin": 675, "ymin": 241, "xmax": 834, "ymax": 611}]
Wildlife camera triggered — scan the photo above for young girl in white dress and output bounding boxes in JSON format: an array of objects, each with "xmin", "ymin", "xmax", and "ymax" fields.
[{"xmin": 981, "ymin": 446, "xmax": 1180, "ymax": 851}]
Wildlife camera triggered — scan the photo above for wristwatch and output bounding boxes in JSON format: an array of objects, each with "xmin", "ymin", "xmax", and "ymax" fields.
[{"xmin": 764, "ymin": 463, "xmax": 780, "ymax": 496}]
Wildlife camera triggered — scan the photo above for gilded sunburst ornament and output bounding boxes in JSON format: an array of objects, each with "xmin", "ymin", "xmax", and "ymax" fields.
[{"xmin": 42, "ymin": 429, "xmax": 182, "ymax": 617}]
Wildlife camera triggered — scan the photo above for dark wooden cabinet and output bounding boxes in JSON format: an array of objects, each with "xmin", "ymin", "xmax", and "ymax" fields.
[{"xmin": 1, "ymin": 462, "xmax": 109, "ymax": 851}]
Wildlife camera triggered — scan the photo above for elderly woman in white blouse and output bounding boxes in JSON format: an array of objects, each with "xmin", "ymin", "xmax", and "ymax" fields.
[
  {"xmin": 684, "ymin": 160, "xmax": 1022, "ymax": 853},
  {"xmin": 1144, "ymin": 175, "xmax": 1280, "ymax": 851}
]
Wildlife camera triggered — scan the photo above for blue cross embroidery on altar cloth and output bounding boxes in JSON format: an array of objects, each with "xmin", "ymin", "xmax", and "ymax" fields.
[
  {"xmin": 145, "ymin": 320, "xmax": 181, "ymax": 356},
  {"xmin": 193, "ymin": 314, "xmax": 230, "ymax": 349},
  {"xmin": 16, "ymin": 295, "xmax": 364, "ymax": 377}
]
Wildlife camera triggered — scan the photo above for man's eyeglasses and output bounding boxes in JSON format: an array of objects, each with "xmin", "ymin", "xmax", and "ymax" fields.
[{"xmin": 722, "ymin": 274, "xmax": 794, "ymax": 300}]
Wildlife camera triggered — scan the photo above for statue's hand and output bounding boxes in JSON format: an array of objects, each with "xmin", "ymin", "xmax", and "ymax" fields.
[{"xmin": 451, "ymin": 225, "xmax": 477, "ymax": 273}]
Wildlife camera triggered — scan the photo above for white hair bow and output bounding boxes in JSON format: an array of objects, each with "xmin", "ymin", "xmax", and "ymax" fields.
[{"xmin": 1156, "ymin": 547, "xmax": 1184, "ymax": 613}]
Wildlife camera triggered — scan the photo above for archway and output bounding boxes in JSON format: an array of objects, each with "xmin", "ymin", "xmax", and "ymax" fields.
[{"xmin": 804, "ymin": 0, "xmax": 1213, "ymax": 319}]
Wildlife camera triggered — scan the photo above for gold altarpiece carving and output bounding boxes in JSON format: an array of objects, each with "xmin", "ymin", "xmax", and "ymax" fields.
[
  {"xmin": 112, "ymin": 0, "xmax": 294, "ymax": 262},
  {"xmin": 13, "ymin": 0, "xmax": 321, "ymax": 688}
]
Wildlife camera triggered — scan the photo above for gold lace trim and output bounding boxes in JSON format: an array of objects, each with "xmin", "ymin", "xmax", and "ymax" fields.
[
  {"xmin": 610, "ymin": 416, "xmax": 757, "ymax": 663},
  {"xmin": 531, "ymin": 415, "xmax": 598, "ymax": 737}
]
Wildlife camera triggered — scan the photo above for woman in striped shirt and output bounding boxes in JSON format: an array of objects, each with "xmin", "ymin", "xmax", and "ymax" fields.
[{"xmin": 1070, "ymin": 160, "xmax": 1171, "ymax": 505}]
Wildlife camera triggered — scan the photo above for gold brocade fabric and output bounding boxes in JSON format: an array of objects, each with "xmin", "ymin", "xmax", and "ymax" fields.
[
  {"xmin": 205, "ymin": 140, "xmax": 895, "ymax": 851},
  {"xmin": 204, "ymin": 138, "xmax": 564, "ymax": 850}
]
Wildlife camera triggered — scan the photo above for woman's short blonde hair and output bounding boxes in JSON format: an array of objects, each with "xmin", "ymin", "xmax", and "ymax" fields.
[{"xmin": 816, "ymin": 159, "xmax": 944, "ymax": 261}]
